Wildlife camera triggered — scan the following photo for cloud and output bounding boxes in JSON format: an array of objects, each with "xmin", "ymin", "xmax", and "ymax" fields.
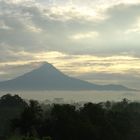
[
  {"xmin": 0, "ymin": 20, "xmax": 12, "ymax": 30},
  {"xmin": 0, "ymin": 0, "xmax": 140, "ymax": 87},
  {"xmin": 70, "ymin": 31, "xmax": 99, "ymax": 40},
  {"xmin": 1, "ymin": 0, "xmax": 140, "ymax": 55},
  {"xmin": 0, "ymin": 50, "xmax": 140, "ymax": 75},
  {"xmin": 105, "ymin": 4, "xmax": 140, "ymax": 29},
  {"xmin": 77, "ymin": 72, "xmax": 140, "ymax": 89}
]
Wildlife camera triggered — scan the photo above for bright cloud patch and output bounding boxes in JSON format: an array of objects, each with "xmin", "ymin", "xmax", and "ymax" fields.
[
  {"xmin": 43, "ymin": 5, "xmax": 105, "ymax": 22},
  {"xmin": 70, "ymin": 32, "xmax": 99, "ymax": 40}
]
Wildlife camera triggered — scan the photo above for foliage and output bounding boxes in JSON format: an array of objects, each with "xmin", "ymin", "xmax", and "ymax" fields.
[
  {"xmin": 1, "ymin": 94, "xmax": 140, "ymax": 140},
  {"xmin": 12, "ymin": 100, "xmax": 43, "ymax": 137},
  {"xmin": 42, "ymin": 136, "xmax": 52, "ymax": 140},
  {"xmin": 0, "ymin": 94, "xmax": 27, "ymax": 139}
]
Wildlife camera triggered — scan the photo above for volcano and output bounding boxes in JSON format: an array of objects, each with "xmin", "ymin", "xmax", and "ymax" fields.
[{"xmin": 0, "ymin": 62, "xmax": 132, "ymax": 91}]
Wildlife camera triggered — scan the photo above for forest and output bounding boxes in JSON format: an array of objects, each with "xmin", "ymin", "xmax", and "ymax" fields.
[{"xmin": 0, "ymin": 94, "xmax": 140, "ymax": 140}]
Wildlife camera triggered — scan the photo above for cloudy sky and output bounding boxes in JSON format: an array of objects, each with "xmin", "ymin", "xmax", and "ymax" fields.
[{"xmin": 0, "ymin": 0, "xmax": 140, "ymax": 89}]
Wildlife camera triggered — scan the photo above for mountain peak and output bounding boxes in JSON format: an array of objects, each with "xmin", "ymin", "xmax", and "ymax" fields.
[
  {"xmin": 39, "ymin": 62, "xmax": 53, "ymax": 68},
  {"xmin": 0, "ymin": 62, "xmax": 132, "ymax": 91},
  {"xmin": 36, "ymin": 62, "xmax": 58, "ymax": 72}
]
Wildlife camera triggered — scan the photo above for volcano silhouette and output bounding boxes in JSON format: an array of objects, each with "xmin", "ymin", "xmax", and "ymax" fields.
[{"xmin": 0, "ymin": 62, "xmax": 131, "ymax": 91}]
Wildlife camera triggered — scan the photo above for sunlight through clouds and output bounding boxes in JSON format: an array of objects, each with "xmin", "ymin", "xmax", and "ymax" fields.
[{"xmin": 0, "ymin": 51, "xmax": 140, "ymax": 76}]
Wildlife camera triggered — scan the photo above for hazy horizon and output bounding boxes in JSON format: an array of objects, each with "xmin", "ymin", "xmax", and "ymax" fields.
[{"xmin": 0, "ymin": 90, "xmax": 140, "ymax": 103}]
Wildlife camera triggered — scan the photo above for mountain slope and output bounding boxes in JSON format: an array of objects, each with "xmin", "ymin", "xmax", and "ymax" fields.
[{"xmin": 0, "ymin": 63, "xmax": 131, "ymax": 91}]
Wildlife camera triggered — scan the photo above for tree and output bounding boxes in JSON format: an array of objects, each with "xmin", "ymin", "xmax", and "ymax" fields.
[
  {"xmin": 0, "ymin": 94, "xmax": 27, "ymax": 139},
  {"xmin": 12, "ymin": 100, "xmax": 43, "ymax": 137}
]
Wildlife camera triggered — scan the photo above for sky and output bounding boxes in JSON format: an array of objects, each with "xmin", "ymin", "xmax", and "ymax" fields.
[{"xmin": 0, "ymin": 0, "xmax": 140, "ymax": 89}]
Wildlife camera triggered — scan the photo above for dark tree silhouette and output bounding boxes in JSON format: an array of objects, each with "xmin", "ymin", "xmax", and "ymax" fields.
[
  {"xmin": 12, "ymin": 100, "xmax": 43, "ymax": 137},
  {"xmin": 9, "ymin": 95, "xmax": 140, "ymax": 140},
  {"xmin": 0, "ymin": 94, "xmax": 27, "ymax": 139}
]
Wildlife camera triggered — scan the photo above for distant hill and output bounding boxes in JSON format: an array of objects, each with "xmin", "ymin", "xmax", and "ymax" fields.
[{"xmin": 0, "ymin": 62, "xmax": 133, "ymax": 91}]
